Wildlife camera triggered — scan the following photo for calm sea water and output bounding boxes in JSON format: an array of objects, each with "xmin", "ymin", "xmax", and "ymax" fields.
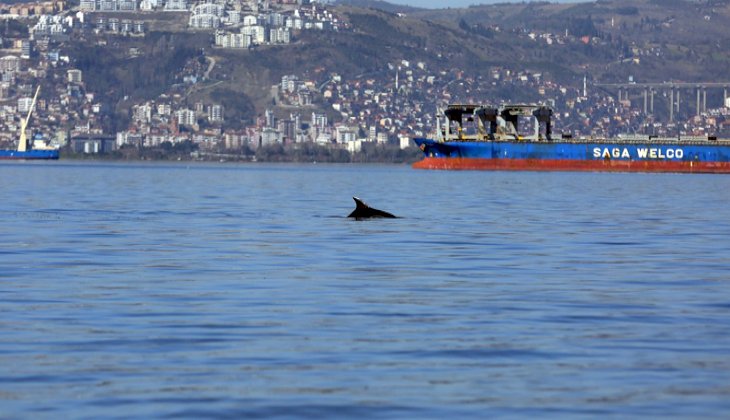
[{"xmin": 1, "ymin": 161, "xmax": 730, "ymax": 419}]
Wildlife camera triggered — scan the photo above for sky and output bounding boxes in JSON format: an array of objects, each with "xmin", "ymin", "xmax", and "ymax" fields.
[{"xmin": 385, "ymin": 0, "xmax": 582, "ymax": 8}]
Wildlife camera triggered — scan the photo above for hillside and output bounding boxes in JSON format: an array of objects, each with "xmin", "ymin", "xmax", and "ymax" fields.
[
  {"xmin": 67, "ymin": 0, "xmax": 730, "ymax": 129},
  {"xmin": 411, "ymin": 0, "xmax": 730, "ymax": 82}
]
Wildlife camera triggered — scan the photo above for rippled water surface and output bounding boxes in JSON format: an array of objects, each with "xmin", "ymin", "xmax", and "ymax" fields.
[{"xmin": 1, "ymin": 161, "xmax": 730, "ymax": 418}]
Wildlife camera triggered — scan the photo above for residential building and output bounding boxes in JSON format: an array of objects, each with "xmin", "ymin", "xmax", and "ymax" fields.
[
  {"xmin": 67, "ymin": 69, "xmax": 82, "ymax": 84},
  {"xmin": 164, "ymin": 0, "xmax": 188, "ymax": 11},
  {"xmin": 208, "ymin": 104, "xmax": 223, "ymax": 122},
  {"xmin": 176, "ymin": 109, "xmax": 196, "ymax": 126},
  {"xmin": 0, "ymin": 56, "xmax": 21, "ymax": 73},
  {"xmin": 18, "ymin": 96, "xmax": 34, "ymax": 114}
]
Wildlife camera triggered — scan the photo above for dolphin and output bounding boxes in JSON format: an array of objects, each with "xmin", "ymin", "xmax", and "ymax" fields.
[{"xmin": 347, "ymin": 197, "xmax": 397, "ymax": 220}]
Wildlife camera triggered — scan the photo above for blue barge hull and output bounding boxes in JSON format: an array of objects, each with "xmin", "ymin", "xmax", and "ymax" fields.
[
  {"xmin": 0, "ymin": 150, "xmax": 60, "ymax": 160},
  {"xmin": 413, "ymin": 138, "xmax": 730, "ymax": 173}
]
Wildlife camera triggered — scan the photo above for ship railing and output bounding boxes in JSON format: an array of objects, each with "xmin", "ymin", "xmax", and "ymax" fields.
[
  {"xmin": 679, "ymin": 135, "xmax": 711, "ymax": 142},
  {"xmin": 439, "ymin": 136, "xmax": 730, "ymax": 146},
  {"xmin": 439, "ymin": 132, "xmax": 730, "ymax": 145}
]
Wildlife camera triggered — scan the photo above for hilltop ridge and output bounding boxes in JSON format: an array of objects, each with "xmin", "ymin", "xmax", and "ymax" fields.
[{"xmin": 333, "ymin": 0, "xmax": 423, "ymax": 13}]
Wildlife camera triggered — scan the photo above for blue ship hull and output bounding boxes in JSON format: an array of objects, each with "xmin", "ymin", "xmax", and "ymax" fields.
[
  {"xmin": 0, "ymin": 149, "xmax": 59, "ymax": 160},
  {"xmin": 414, "ymin": 103, "xmax": 730, "ymax": 173},
  {"xmin": 413, "ymin": 138, "xmax": 730, "ymax": 173}
]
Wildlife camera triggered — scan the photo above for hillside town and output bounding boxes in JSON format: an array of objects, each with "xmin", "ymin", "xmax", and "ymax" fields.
[{"xmin": 1, "ymin": 0, "xmax": 729, "ymax": 158}]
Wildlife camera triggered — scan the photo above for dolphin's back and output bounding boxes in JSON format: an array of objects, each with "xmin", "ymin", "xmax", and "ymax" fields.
[{"xmin": 348, "ymin": 197, "xmax": 396, "ymax": 219}]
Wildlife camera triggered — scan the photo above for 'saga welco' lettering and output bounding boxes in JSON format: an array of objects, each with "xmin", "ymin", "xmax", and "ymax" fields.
[{"xmin": 592, "ymin": 147, "xmax": 684, "ymax": 160}]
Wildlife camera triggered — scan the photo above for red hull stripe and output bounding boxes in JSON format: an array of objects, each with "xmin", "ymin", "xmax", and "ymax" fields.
[{"xmin": 412, "ymin": 157, "xmax": 730, "ymax": 173}]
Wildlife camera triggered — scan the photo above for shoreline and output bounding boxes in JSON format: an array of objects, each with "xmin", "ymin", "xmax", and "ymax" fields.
[{"xmin": 49, "ymin": 142, "xmax": 423, "ymax": 165}]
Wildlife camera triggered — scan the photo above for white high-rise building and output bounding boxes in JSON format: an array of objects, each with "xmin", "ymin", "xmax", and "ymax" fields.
[
  {"xmin": 17, "ymin": 96, "xmax": 33, "ymax": 113},
  {"xmin": 208, "ymin": 104, "xmax": 223, "ymax": 122},
  {"xmin": 67, "ymin": 69, "xmax": 83, "ymax": 83},
  {"xmin": 176, "ymin": 109, "xmax": 196, "ymax": 126}
]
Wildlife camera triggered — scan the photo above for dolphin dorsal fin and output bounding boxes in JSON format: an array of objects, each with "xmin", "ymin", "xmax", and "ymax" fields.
[
  {"xmin": 348, "ymin": 197, "xmax": 396, "ymax": 219},
  {"xmin": 353, "ymin": 196, "xmax": 369, "ymax": 210}
]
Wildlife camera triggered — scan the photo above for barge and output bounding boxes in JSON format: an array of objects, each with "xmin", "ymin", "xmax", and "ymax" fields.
[{"xmin": 413, "ymin": 104, "xmax": 730, "ymax": 173}]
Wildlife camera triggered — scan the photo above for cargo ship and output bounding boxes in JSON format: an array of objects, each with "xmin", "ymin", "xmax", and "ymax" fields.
[
  {"xmin": 0, "ymin": 86, "xmax": 59, "ymax": 160},
  {"xmin": 413, "ymin": 104, "xmax": 730, "ymax": 173}
]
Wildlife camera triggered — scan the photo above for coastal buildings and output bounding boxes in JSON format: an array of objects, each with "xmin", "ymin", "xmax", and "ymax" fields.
[{"xmin": 0, "ymin": 0, "xmax": 728, "ymax": 157}]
